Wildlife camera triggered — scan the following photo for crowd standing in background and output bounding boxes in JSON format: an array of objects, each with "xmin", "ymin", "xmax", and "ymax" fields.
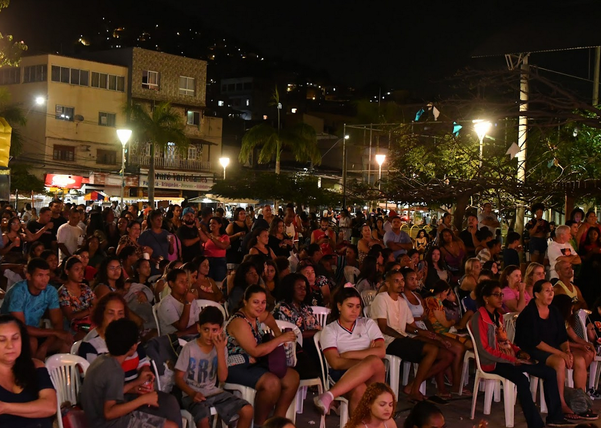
[{"xmin": 1, "ymin": 199, "xmax": 601, "ymax": 427}]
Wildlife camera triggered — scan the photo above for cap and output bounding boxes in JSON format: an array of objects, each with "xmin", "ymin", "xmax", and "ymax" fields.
[
  {"xmin": 182, "ymin": 207, "xmax": 195, "ymax": 216},
  {"xmin": 388, "ymin": 210, "xmax": 398, "ymax": 219}
]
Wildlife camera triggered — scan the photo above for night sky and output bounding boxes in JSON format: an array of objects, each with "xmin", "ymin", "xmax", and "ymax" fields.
[{"xmin": 1, "ymin": 0, "xmax": 600, "ymax": 96}]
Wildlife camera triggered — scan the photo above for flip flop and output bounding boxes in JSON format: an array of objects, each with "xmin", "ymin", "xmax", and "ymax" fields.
[
  {"xmin": 564, "ymin": 413, "xmax": 582, "ymax": 421},
  {"xmin": 427, "ymin": 396, "xmax": 450, "ymax": 405},
  {"xmin": 437, "ymin": 392, "xmax": 452, "ymax": 400},
  {"xmin": 578, "ymin": 411, "xmax": 598, "ymax": 421}
]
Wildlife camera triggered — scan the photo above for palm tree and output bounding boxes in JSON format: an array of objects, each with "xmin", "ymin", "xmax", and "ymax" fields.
[
  {"xmin": 126, "ymin": 101, "xmax": 188, "ymax": 206},
  {"xmin": 238, "ymin": 122, "xmax": 321, "ymax": 174}
]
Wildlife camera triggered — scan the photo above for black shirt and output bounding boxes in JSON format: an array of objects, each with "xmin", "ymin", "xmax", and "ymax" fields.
[
  {"xmin": 26, "ymin": 220, "xmax": 54, "ymax": 249},
  {"xmin": 459, "ymin": 229, "xmax": 476, "ymax": 258},
  {"xmin": 177, "ymin": 224, "xmax": 202, "ymax": 263},
  {"xmin": 0, "ymin": 367, "xmax": 54, "ymax": 428}
]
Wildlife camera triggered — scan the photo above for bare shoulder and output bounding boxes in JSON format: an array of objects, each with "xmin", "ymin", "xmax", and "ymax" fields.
[{"xmin": 33, "ymin": 358, "xmax": 46, "ymax": 369}]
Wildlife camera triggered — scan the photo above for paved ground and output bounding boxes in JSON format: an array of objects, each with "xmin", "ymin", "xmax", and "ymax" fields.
[{"xmin": 295, "ymin": 383, "xmax": 601, "ymax": 428}]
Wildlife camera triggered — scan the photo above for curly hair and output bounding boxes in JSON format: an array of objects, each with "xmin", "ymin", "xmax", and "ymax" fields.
[{"xmin": 344, "ymin": 382, "xmax": 396, "ymax": 428}]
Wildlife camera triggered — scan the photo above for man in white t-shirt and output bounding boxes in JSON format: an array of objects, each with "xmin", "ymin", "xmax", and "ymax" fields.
[
  {"xmin": 546, "ymin": 225, "xmax": 581, "ymax": 279},
  {"xmin": 370, "ymin": 270, "xmax": 453, "ymax": 402},
  {"xmin": 478, "ymin": 202, "xmax": 500, "ymax": 233},
  {"xmin": 56, "ymin": 208, "xmax": 83, "ymax": 263}
]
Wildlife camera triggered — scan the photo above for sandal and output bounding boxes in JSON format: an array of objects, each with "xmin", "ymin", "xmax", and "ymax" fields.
[
  {"xmin": 578, "ymin": 411, "xmax": 598, "ymax": 421},
  {"xmin": 452, "ymin": 388, "xmax": 472, "ymax": 397},
  {"xmin": 427, "ymin": 396, "xmax": 450, "ymax": 405},
  {"xmin": 437, "ymin": 392, "xmax": 452, "ymax": 400},
  {"xmin": 563, "ymin": 413, "xmax": 582, "ymax": 421}
]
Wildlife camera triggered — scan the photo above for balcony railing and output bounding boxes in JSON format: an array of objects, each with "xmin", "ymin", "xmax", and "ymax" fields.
[{"xmin": 129, "ymin": 155, "xmax": 212, "ymax": 172}]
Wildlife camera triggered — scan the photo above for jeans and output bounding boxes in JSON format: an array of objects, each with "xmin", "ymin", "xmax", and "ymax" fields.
[{"xmin": 490, "ymin": 362, "xmax": 564, "ymax": 428}]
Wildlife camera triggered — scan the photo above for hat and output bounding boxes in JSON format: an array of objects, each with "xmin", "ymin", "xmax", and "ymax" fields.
[
  {"xmin": 182, "ymin": 207, "xmax": 195, "ymax": 216},
  {"xmin": 388, "ymin": 210, "xmax": 398, "ymax": 219}
]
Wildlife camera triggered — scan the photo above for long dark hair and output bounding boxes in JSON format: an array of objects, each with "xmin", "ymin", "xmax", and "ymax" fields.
[
  {"xmin": 425, "ymin": 245, "xmax": 448, "ymax": 270},
  {"xmin": 329, "ymin": 286, "xmax": 363, "ymax": 323},
  {"xmin": 357, "ymin": 255, "xmax": 380, "ymax": 286},
  {"xmin": 0, "ymin": 314, "xmax": 38, "ymax": 393},
  {"xmin": 232, "ymin": 262, "xmax": 259, "ymax": 292},
  {"xmin": 94, "ymin": 255, "xmax": 125, "ymax": 290},
  {"xmin": 279, "ymin": 273, "xmax": 311, "ymax": 305},
  {"xmin": 236, "ymin": 284, "xmax": 267, "ymax": 313},
  {"xmin": 61, "ymin": 255, "xmax": 83, "ymax": 281}
]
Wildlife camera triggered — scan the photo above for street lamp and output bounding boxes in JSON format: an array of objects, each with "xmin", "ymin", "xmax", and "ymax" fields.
[
  {"xmin": 473, "ymin": 119, "xmax": 491, "ymax": 168},
  {"xmin": 342, "ymin": 128, "xmax": 350, "ymax": 208},
  {"xmin": 375, "ymin": 154, "xmax": 386, "ymax": 190},
  {"xmin": 219, "ymin": 157, "xmax": 230, "ymax": 179},
  {"xmin": 117, "ymin": 129, "xmax": 132, "ymax": 207}
]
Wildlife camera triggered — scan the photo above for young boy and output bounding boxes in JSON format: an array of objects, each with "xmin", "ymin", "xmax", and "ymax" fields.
[
  {"xmin": 175, "ymin": 307, "xmax": 253, "ymax": 428},
  {"xmin": 81, "ymin": 318, "xmax": 178, "ymax": 428}
]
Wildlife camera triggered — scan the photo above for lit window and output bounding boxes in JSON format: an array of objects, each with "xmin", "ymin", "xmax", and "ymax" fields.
[
  {"xmin": 263, "ymin": 115, "xmax": 268, "ymax": 120},
  {"xmin": 142, "ymin": 70, "xmax": 159, "ymax": 90},
  {"xmin": 187, "ymin": 111, "xmax": 201, "ymax": 126},
  {"xmin": 291, "ymin": 108, "xmax": 297, "ymax": 114},
  {"xmin": 98, "ymin": 112, "xmax": 116, "ymax": 127},
  {"xmin": 179, "ymin": 76, "xmax": 195, "ymax": 96},
  {"xmin": 55, "ymin": 105, "xmax": 74, "ymax": 121},
  {"xmin": 218, "ymin": 100, "xmax": 224, "ymax": 107}
]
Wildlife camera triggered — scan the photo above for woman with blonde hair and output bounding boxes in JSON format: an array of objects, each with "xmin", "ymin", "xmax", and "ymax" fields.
[
  {"xmin": 524, "ymin": 262, "xmax": 545, "ymax": 304},
  {"xmin": 344, "ymin": 382, "xmax": 397, "ymax": 428},
  {"xmin": 457, "ymin": 257, "xmax": 482, "ymax": 302}
]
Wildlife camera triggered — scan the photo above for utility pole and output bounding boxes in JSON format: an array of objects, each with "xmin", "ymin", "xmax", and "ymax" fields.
[{"xmin": 593, "ymin": 46, "xmax": 600, "ymax": 106}]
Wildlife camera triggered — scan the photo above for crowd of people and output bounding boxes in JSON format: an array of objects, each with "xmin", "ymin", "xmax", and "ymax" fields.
[{"xmin": 1, "ymin": 199, "xmax": 601, "ymax": 428}]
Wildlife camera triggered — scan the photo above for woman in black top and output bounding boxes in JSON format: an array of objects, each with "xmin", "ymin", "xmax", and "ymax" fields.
[
  {"xmin": 0, "ymin": 314, "xmax": 57, "ymax": 428},
  {"xmin": 226, "ymin": 207, "xmax": 249, "ymax": 268},
  {"xmin": 268, "ymin": 218, "xmax": 293, "ymax": 258},
  {"xmin": 515, "ymin": 280, "xmax": 579, "ymax": 417}
]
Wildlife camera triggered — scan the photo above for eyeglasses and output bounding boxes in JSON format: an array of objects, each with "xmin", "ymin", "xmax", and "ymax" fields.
[{"xmin": 491, "ymin": 292, "xmax": 504, "ymax": 298}]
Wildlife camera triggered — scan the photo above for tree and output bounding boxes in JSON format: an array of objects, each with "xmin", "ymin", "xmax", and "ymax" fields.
[
  {"xmin": 10, "ymin": 163, "xmax": 44, "ymax": 193},
  {"xmin": 0, "ymin": 1, "xmax": 27, "ymax": 68},
  {"xmin": 238, "ymin": 122, "xmax": 321, "ymax": 174},
  {"xmin": 126, "ymin": 102, "xmax": 188, "ymax": 206}
]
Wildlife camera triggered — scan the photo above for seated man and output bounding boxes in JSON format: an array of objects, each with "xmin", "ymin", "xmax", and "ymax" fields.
[
  {"xmin": 0, "ymin": 257, "xmax": 73, "ymax": 359},
  {"xmin": 553, "ymin": 260, "xmax": 587, "ymax": 311},
  {"xmin": 81, "ymin": 318, "xmax": 178, "ymax": 428},
  {"xmin": 370, "ymin": 269, "xmax": 453, "ymax": 403},
  {"xmin": 547, "ymin": 225, "xmax": 581, "ymax": 279}
]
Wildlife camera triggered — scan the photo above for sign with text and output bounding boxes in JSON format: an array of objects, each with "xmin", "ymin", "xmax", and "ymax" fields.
[
  {"xmin": 44, "ymin": 174, "xmax": 83, "ymax": 189},
  {"xmin": 139, "ymin": 172, "xmax": 214, "ymax": 191}
]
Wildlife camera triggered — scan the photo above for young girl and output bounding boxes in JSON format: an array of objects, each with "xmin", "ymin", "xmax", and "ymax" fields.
[
  {"xmin": 415, "ymin": 229, "xmax": 429, "ymax": 256},
  {"xmin": 344, "ymin": 382, "xmax": 397, "ymax": 428},
  {"xmin": 314, "ymin": 287, "xmax": 386, "ymax": 415},
  {"xmin": 58, "ymin": 256, "xmax": 96, "ymax": 340}
]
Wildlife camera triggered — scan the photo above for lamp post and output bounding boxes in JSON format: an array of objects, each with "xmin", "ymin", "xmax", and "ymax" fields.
[
  {"xmin": 117, "ymin": 129, "xmax": 132, "ymax": 208},
  {"xmin": 342, "ymin": 125, "xmax": 349, "ymax": 208},
  {"xmin": 219, "ymin": 157, "xmax": 230, "ymax": 179},
  {"xmin": 375, "ymin": 154, "xmax": 386, "ymax": 190},
  {"xmin": 473, "ymin": 119, "xmax": 491, "ymax": 168}
]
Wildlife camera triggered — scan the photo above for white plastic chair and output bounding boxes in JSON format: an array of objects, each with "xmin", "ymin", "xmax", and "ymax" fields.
[
  {"xmin": 503, "ymin": 312, "xmax": 520, "ymax": 343},
  {"xmin": 152, "ymin": 304, "xmax": 162, "ymax": 336},
  {"xmin": 70, "ymin": 340, "xmax": 82, "ymax": 355},
  {"xmin": 310, "ymin": 306, "xmax": 330, "ymax": 329},
  {"xmin": 398, "ymin": 358, "xmax": 427, "ymax": 397},
  {"xmin": 314, "ymin": 331, "xmax": 349, "ymax": 428},
  {"xmin": 196, "ymin": 299, "xmax": 227, "ymax": 322},
  {"xmin": 467, "ymin": 323, "xmax": 517, "ymax": 427},
  {"xmin": 361, "ymin": 289, "xmax": 377, "ymax": 306},
  {"xmin": 45, "ymin": 354, "xmax": 90, "ymax": 428}
]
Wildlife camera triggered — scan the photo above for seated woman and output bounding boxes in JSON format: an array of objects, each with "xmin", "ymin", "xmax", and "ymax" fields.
[
  {"xmin": 472, "ymin": 280, "xmax": 576, "ymax": 427},
  {"xmin": 73, "ymin": 248, "xmax": 97, "ymax": 283},
  {"xmin": 57, "ymin": 256, "xmax": 96, "ymax": 340},
  {"xmin": 154, "ymin": 260, "xmax": 184, "ymax": 301},
  {"xmin": 515, "ymin": 279, "xmax": 585, "ymax": 419},
  {"xmin": 424, "ymin": 246, "xmax": 452, "ymax": 290},
  {"xmin": 77, "ymin": 293, "xmax": 182, "ymax": 427},
  {"xmin": 425, "ymin": 281, "xmax": 472, "ymax": 345},
  {"xmin": 82, "ymin": 235, "xmax": 106, "ymax": 270},
  {"xmin": 524, "ymin": 262, "xmax": 545, "ymax": 304},
  {"xmin": 314, "ymin": 287, "xmax": 386, "ymax": 415},
  {"xmin": 226, "ymin": 284, "xmax": 299, "ymax": 426},
  {"xmin": 344, "ymin": 382, "xmax": 397, "ymax": 428},
  {"xmin": 273, "ymin": 273, "xmax": 321, "ymax": 379},
  {"xmin": 93, "ymin": 256, "xmax": 126, "ymax": 300},
  {"xmin": 457, "ymin": 258, "xmax": 482, "ymax": 302},
  {"xmin": 119, "ymin": 245, "xmax": 140, "ymax": 279},
  {"xmin": 191, "ymin": 256, "xmax": 224, "ymax": 302},
  {"xmin": 298, "ymin": 261, "xmax": 331, "ymax": 307},
  {"xmin": 157, "ymin": 268, "xmax": 201, "ymax": 337},
  {"xmin": 263, "ymin": 259, "xmax": 280, "ymax": 308},
  {"xmin": 40, "ymin": 249, "xmax": 62, "ymax": 288},
  {"xmin": 500, "ymin": 265, "xmax": 530, "ymax": 313},
  {"xmin": 227, "ymin": 261, "xmax": 261, "ymax": 311},
  {"xmin": 403, "ymin": 270, "xmax": 469, "ymax": 396},
  {"xmin": 551, "ymin": 294, "xmax": 596, "ymax": 389},
  {"xmin": 355, "ymin": 255, "xmax": 382, "ymax": 294},
  {"xmin": 0, "ymin": 314, "xmax": 57, "ymax": 428}
]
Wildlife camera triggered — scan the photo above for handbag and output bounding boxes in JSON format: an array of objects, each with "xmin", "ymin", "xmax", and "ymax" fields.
[{"xmin": 259, "ymin": 332, "xmax": 288, "ymax": 378}]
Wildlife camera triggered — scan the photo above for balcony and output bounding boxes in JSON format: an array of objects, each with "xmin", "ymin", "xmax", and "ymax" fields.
[{"xmin": 129, "ymin": 155, "xmax": 212, "ymax": 172}]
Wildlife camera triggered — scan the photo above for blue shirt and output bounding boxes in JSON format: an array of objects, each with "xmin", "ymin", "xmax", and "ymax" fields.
[
  {"xmin": 383, "ymin": 229, "xmax": 412, "ymax": 258},
  {"xmin": 138, "ymin": 228, "xmax": 170, "ymax": 274},
  {"xmin": 0, "ymin": 280, "xmax": 60, "ymax": 326}
]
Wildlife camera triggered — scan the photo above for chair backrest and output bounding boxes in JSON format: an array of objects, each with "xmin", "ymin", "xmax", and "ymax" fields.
[
  {"xmin": 152, "ymin": 304, "xmax": 162, "ymax": 336},
  {"xmin": 151, "ymin": 359, "xmax": 163, "ymax": 391},
  {"xmin": 311, "ymin": 306, "xmax": 330, "ymax": 329},
  {"xmin": 275, "ymin": 319, "xmax": 303, "ymax": 346},
  {"xmin": 361, "ymin": 290, "xmax": 377, "ymax": 307},
  {"xmin": 503, "ymin": 311, "xmax": 520, "ymax": 343},
  {"xmin": 467, "ymin": 322, "xmax": 485, "ymax": 373},
  {"xmin": 576, "ymin": 309, "xmax": 590, "ymax": 342},
  {"xmin": 196, "ymin": 299, "xmax": 227, "ymax": 323},
  {"xmin": 313, "ymin": 331, "xmax": 330, "ymax": 389},
  {"xmin": 45, "ymin": 354, "xmax": 90, "ymax": 407},
  {"xmin": 70, "ymin": 340, "xmax": 82, "ymax": 355}
]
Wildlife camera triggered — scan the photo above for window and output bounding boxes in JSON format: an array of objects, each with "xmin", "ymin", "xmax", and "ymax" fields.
[
  {"xmin": 99, "ymin": 73, "xmax": 108, "ymax": 89},
  {"xmin": 243, "ymin": 82, "xmax": 252, "ymax": 90},
  {"xmin": 80, "ymin": 70, "xmax": 89, "ymax": 86},
  {"xmin": 71, "ymin": 69, "xmax": 80, "ymax": 85},
  {"xmin": 23, "ymin": 65, "xmax": 46, "ymax": 83},
  {"xmin": 217, "ymin": 100, "xmax": 224, "ymax": 107},
  {"xmin": 108, "ymin": 75, "xmax": 117, "ymax": 91},
  {"xmin": 55, "ymin": 105, "xmax": 74, "ymax": 121},
  {"xmin": 0, "ymin": 68, "xmax": 20, "ymax": 85},
  {"xmin": 98, "ymin": 112, "xmax": 116, "ymax": 127},
  {"xmin": 91, "ymin": 72, "xmax": 99, "ymax": 88},
  {"xmin": 227, "ymin": 83, "xmax": 235, "ymax": 91},
  {"xmin": 188, "ymin": 146, "xmax": 197, "ymax": 160},
  {"xmin": 221, "ymin": 84, "xmax": 227, "ymax": 92},
  {"xmin": 187, "ymin": 110, "xmax": 201, "ymax": 126},
  {"xmin": 97, "ymin": 149, "xmax": 117, "ymax": 165},
  {"xmin": 236, "ymin": 83, "xmax": 243, "ymax": 91},
  {"xmin": 53, "ymin": 145, "xmax": 75, "ymax": 161},
  {"xmin": 142, "ymin": 70, "xmax": 159, "ymax": 89},
  {"xmin": 246, "ymin": 99, "xmax": 250, "ymax": 106},
  {"xmin": 117, "ymin": 76, "xmax": 125, "ymax": 92},
  {"xmin": 166, "ymin": 142, "xmax": 176, "ymax": 158},
  {"xmin": 179, "ymin": 76, "xmax": 195, "ymax": 96}
]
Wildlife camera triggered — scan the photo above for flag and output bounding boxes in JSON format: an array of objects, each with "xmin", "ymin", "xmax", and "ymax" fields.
[
  {"xmin": 506, "ymin": 143, "xmax": 520, "ymax": 159},
  {"xmin": 452, "ymin": 122, "xmax": 462, "ymax": 137}
]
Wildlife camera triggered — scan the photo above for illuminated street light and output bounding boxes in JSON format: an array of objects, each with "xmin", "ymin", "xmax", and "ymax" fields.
[
  {"xmin": 473, "ymin": 119, "xmax": 492, "ymax": 168},
  {"xmin": 35, "ymin": 96, "xmax": 45, "ymax": 105},
  {"xmin": 342, "ymin": 131, "xmax": 350, "ymax": 207},
  {"xmin": 219, "ymin": 157, "xmax": 230, "ymax": 179},
  {"xmin": 375, "ymin": 154, "xmax": 386, "ymax": 190},
  {"xmin": 117, "ymin": 129, "xmax": 132, "ymax": 207}
]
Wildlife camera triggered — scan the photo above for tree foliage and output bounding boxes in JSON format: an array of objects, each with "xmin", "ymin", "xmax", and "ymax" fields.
[
  {"xmin": 125, "ymin": 101, "xmax": 188, "ymax": 206},
  {"xmin": 0, "ymin": 1, "xmax": 27, "ymax": 68},
  {"xmin": 10, "ymin": 163, "xmax": 44, "ymax": 193},
  {"xmin": 238, "ymin": 122, "xmax": 321, "ymax": 174}
]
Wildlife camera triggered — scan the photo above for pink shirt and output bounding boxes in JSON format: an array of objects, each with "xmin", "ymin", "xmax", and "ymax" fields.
[
  {"xmin": 501, "ymin": 286, "xmax": 531, "ymax": 311},
  {"xmin": 204, "ymin": 234, "xmax": 230, "ymax": 258}
]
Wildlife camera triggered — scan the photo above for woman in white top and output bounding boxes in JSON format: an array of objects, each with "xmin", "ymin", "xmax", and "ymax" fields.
[{"xmin": 314, "ymin": 287, "xmax": 386, "ymax": 415}]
